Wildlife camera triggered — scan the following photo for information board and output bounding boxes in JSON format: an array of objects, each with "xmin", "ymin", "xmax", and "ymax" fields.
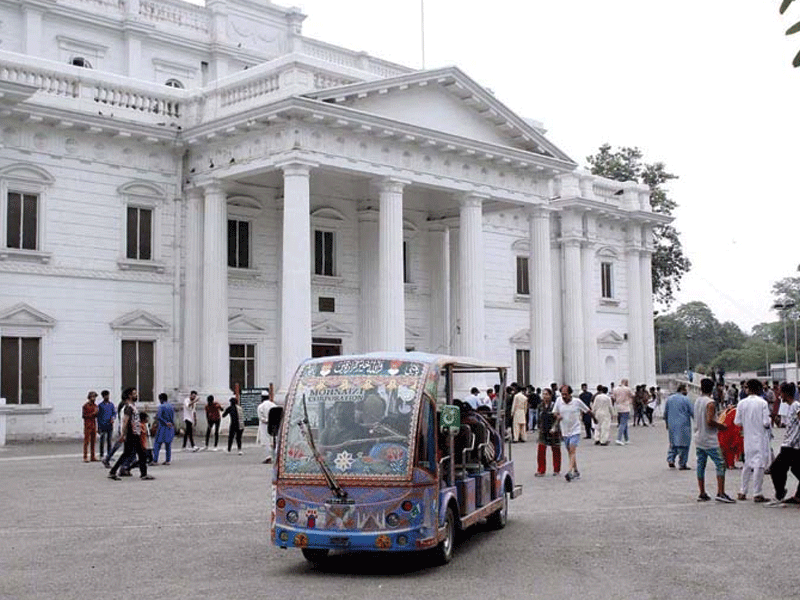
[{"xmin": 239, "ymin": 387, "xmax": 271, "ymax": 427}]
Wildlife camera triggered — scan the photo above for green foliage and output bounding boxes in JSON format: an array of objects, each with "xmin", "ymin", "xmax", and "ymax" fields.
[
  {"xmin": 777, "ymin": 0, "xmax": 800, "ymax": 66},
  {"xmin": 587, "ymin": 144, "xmax": 690, "ymax": 307}
]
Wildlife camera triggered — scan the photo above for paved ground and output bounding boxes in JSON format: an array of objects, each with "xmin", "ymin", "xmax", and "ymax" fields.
[{"xmin": 1, "ymin": 422, "xmax": 797, "ymax": 600}]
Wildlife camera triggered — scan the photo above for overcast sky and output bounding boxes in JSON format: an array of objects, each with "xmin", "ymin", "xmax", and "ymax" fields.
[{"xmin": 289, "ymin": 1, "xmax": 800, "ymax": 332}]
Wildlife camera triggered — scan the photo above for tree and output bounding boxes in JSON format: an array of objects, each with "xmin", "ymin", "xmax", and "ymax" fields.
[
  {"xmin": 778, "ymin": 0, "xmax": 800, "ymax": 67},
  {"xmin": 587, "ymin": 144, "xmax": 691, "ymax": 307}
]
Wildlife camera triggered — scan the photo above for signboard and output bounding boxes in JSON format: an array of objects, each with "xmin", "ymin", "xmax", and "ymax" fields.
[
  {"xmin": 440, "ymin": 404, "xmax": 460, "ymax": 435},
  {"xmin": 239, "ymin": 387, "xmax": 271, "ymax": 427}
]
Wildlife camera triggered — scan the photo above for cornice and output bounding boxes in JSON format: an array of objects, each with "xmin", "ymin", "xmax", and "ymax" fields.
[{"xmin": 549, "ymin": 196, "xmax": 673, "ymax": 225}]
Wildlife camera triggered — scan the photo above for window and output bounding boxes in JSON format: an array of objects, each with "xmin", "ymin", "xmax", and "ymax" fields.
[
  {"xmin": 314, "ymin": 230, "xmax": 335, "ymax": 276},
  {"xmin": 126, "ymin": 206, "xmax": 152, "ymax": 260},
  {"xmin": 227, "ymin": 219, "xmax": 250, "ymax": 269},
  {"xmin": 1, "ymin": 337, "xmax": 40, "ymax": 404},
  {"xmin": 312, "ymin": 337, "xmax": 341, "ymax": 358},
  {"xmin": 403, "ymin": 241, "xmax": 410, "ymax": 283},
  {"xmin": 230, "ymin": 343, "xmax": 255, "ymax": 391},
  {"xmin": 6, "ymin": 192, "xmax": 38, "ymax": 250},
  {"xmin": 121, "ymin": 340, "xmax": 154, "ymax": 403},
  {"xmin": 71, "ymin": 57, "xmax": 92, "ymax": 68},
  {"xmin": 165, "ymin": 79, "xmax": 184, "ymax": 88},
  {"xmin": 516, "ymin": 256, "xmax": 530, "ymax": 295},
  {"xmin": 515, "ymin": 349, "xmax": 530, "ymax": 387},
  {"xmin": 601, "ymin": 262, "xmax": 613, "ymax": 299}
]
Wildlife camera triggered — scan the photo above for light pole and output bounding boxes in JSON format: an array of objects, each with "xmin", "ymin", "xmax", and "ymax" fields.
[
  {"xmin": 772, "ymin": 301, "xmax": 796, "ymax": 382},
  {"xmin": 685, "ymin": 334, "xmax": 692, "ymax": 377}
]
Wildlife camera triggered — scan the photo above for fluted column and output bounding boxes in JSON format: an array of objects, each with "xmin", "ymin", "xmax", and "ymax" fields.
[
  {"xmin": 279, "ymin": 163, "xmax": 313, "ymax": 390},
  {"xmin": 581, "ymin": 239, "xmax": 597, "ymax": 386},
  {"xmin": 562, "ymin": 238, "xmax": 584, "ymax": 386},
  {"xmin": 529, "ymin": 206, "xmax": 554, "ymax": 386},
  {"xmin": 458, "ymin": 194, "xmax": 485, "ymax": 358},
  {"xmin": 626, "ymin": 232, "xmax": 644, "ymax": 384},
  {"xmin": 640, "ymin": 227, "xmax": 656, "ymax": 386},
  {"xmin": 201, "ymin": 181, "xmax": 230, "ymax": 396},
  {"xmin": 377, "ymin": 179, "xmax": 406, "ymax": 351},
  {"xmin": 428, "ymin": 226, "xmax": 451, "ymax": 354},
  {"xmin": 183, "ymin": 187, "xmax": 203, "ymax": 390},
  {"xmin": 358, "ymin": 206, "xmax": 379, "ymax": 352}
]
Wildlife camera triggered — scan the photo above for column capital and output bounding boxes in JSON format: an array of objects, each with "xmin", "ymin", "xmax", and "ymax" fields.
[
  {"xmin": 526, "ymin": 204, "xmax": 553, "ymax": 220},
  {"xmin": 185, "ymin": 186, "xmax": 204, "ymax": 201},
  {"xmin": 277, "ymin": 160, "xmax": 318, "ymax": 177},
  {"xmin": 458, "ymin": 192, "xmax": 489, "ymax": 208},
  {"xmin": 202, "ymin": 179, "xmax": 226, "ymax": 198},
  {"xmin": 375, "ymin": 177, "xmax": 410, "ymax": 195}
]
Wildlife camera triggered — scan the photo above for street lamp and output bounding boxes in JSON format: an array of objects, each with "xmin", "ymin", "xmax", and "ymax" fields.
[
  {"xmin": 772, "ymin": 301, "xmax": 796, "ymax": 382},
  {"xmin": 685, "ymin": 334, "xmax": 692, "ymax": 378}
]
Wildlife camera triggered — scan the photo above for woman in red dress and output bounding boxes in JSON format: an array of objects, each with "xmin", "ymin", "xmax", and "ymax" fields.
[{"xmin": 717, "ymin": 406, "xmax": 743, "ymax": 469}]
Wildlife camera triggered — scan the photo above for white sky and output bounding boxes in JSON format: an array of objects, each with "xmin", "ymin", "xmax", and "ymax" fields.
[{"xmin": 288, "ymin": 1, "xmax": 800, "ymax": 332}]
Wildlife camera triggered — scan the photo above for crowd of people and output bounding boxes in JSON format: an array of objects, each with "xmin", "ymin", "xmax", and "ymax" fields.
[{"xmin": 81, "ymin": 388, "xmax": 278, "ymax": 480}]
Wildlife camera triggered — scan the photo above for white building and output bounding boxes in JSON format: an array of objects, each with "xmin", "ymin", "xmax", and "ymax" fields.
[{"xmin": 0, "ymin": 0, "xmax": 668, "ymax": 439}]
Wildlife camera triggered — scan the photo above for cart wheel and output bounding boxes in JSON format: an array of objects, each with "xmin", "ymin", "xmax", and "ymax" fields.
[
  {"xmin": 433, "ymin": 506, "xmax": 456, "ymax": 565},
  {"xmin": 487, "ymin": 489, "xmax": 508, "ymax": 530},
  {"xmin": 301, "ymin": 548, "xmax": 330, "ymax": 564}
]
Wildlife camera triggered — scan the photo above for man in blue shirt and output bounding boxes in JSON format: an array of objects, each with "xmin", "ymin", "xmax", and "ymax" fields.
[
  {"xmin": 96, "ymin": 390, "xmax": 116, "ymax": 459},
  {"xmin": 664, "ymin": 383, "xmax": 693, "ymax": 470}
]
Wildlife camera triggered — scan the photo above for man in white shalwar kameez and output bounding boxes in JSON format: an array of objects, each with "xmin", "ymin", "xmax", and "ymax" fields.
[
  {"xmin": 734, "ymin": 379, "xmax": 772, "ymax": 502},
  {"xmin": 257, "ymin": 392, "xmax": 277, "ymax": 464}
]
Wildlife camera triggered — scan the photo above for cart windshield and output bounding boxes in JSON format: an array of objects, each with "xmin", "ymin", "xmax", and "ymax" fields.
[{"xmin": 280, "ymin": 357, "xmax": 428, "ymax": 479}]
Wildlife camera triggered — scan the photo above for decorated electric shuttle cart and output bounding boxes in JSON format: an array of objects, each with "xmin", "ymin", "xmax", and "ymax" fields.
[{"xmin": 271, "ymin": 352, "xmax": 522, "ymax": 564}]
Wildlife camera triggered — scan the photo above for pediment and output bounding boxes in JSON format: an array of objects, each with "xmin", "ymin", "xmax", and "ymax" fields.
[
  {"xmin": 110, "ymin": 310, "xmax": 169, "ymax": 332},
  {"xmin": 228, "ymin": 313, "xmax": 266, "ymax": 332},
  {"xmin": 510, "ymin": 328, "xmax": 530, "ymax": 345},
  {"xmin": 312, "ymin": 319, "xmax": 352, "ymax": 336},
  {"xmin": 305, "ymin": 67, "xmax": 574, "ymax": 163},
  {"xmin": 597, "ymin": 329, "xmax": 624, "ymax": 346},
  {"xmin": 0, "ymin": 303, "xmax": 56, "ymax": 328}
]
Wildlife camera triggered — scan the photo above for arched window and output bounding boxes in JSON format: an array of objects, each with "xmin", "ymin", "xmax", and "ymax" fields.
[
  {"xmin": 165, "ymin": 79, "xmax": 184, "ymax": 89},
  {"xmin": 70, "ymin": 57, "xmax": 92, "ymax": 68}
]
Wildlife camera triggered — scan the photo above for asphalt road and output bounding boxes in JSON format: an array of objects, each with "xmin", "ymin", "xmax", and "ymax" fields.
[{"xmin": 1, "ymin": 423, "xmax": 797, "ymax": 600}]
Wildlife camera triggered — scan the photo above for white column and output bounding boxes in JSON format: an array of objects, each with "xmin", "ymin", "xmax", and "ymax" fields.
[
  {"xmin": 458, "ymin": 194, "xmax": 485, "ymax": 358},
  {"xmin": 640, "ymin": 228, "xmax": 656, "ymax": 386},
  {"xmin": 428, "ymin": 226, "xmax": 450, "ymax": 354},
  {"xmin": 529, "ymin": 207, "xmax": 554, "ymax": 386},
  {"xmin": 280, "ymin": 163, "xmax": 313, "ymax": 390},
  {"xmin": 377, "ymin": 179, "xmax": 406, "ymax": 351},
  {"xmin": 626, "ymin": 235, "xmax": 644, "ymax": 384},
  {"xmin": 201, "ymin": 181, "xmax": 230, "ymax": 396},
  {"xmin": 23, "ymin": 6, "xmax": 43, "ymax": 55},
  {"xmin": 358, "ymin": 206, "xmax": 379, "ymax": 352},
  {"xmin": 582, "ymin": 215, "xmax": 598, "ymax": 387},
  {"xmin": 562, "ymin": 238, "xmax": 584, "ymax": 387},
  {"xmin": 183, "ymin": 187, "xmax": 203, "ymax": 390}
]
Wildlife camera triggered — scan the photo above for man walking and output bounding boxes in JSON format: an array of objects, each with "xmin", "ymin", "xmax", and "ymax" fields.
[
  {"xmin": 579, "ymin": 383, "xmax": 594, "ymax": 439},
  {"xmin": 694, "ymin": 378, "xmax": 735, "ymax": 503},
  {"xmin": 257, "ymin": 391, "xmax": 277, "ymax": 464},
  {"xmin": 108, "ymin": 387, "xmax": 153, "ymax": 481},
  {"xmin": 553, "ymin": 384, "xmax": 594, "ymax": 482},
  {"xmin": 96, "ymin": 390, "xmax": 115, "ymax": 460},
  {"xmin": 591, "ymin": 385, "xmax": 614, "ymax": 446},
  {"xmin": 664, "ymin": 383, "xmax": 693, "ymax": 470},
  {"xmin": 612, "ymin": 378, "xmax": 634, "ymax": 445},
  {"xmin": 766, "ymin": 382, "xmax": 800, "ymax": 506},
  {"xmin": 183, "ymin": 390, "xmax": 199, "ymax": 452},
  {"xmin": 735, "ymin": 379, "xmax": 771, "ymax": 502},
  {"xmin": 82, "ymin": 391, "xmax": 99, "ymax": 462}
]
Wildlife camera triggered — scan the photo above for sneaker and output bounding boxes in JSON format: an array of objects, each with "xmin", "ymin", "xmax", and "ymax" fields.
[
  {"xmin": 565, "ymin": 472, "xmax": 573, "ymax": 482},
  {"xmin": 162, "ymin": 462, "xmax": 170, "ymax": 466},
  {"xmin": 782, "ymin": 496, "xmax": 800, "ymax": 505},
  {"xmin": 192, "ymin": 446, "xmax": 199, "ymax": 453},
  {"xmin": 615, "ymin": 440, "xmax": 625, "ymax": 446},
  {"xmin": 753, "ymin": 495, "xmax": 769, "ymax": 503},
  {"xmin": 212, "ymin": 448, "xmax": 219, "ymax": 452},
  {"xmin": 765, "ymin": 499, "xmax": 783, "ymax": 507},
  {"xmin": 679, "ymin": 465, "xmax": 692, "ymax": 471},
  {"xmin": 737, "ymin": 493, "xmax": 747, "ymax": 501},
  {"xmin": 534, "ymin": 472, "xmax": 545, "ymax": 477},
  {"xmin": 572, "ymin": 471, "xmax": 580, "ymax": 480},
  {"xmin": 238, "ymin": 451, "xmax": 244, "ymax": 456},
  {"xmin": 715, "ymin": 493, "xmax": 735, "ymax": 504},
  {"xmin": 668, "ymin": 462, "xmax": 676, "ymax": 469},
  {"xmin": 108, "ymin": 473, "xmax": 121, "ymax": 481},
  {"xmin": 697, "ymin": 493, "xmax": 711, "ymax": 502},
  {"xmin": 200, "ymin": 447, "xmax": 207, "ymax": 451},
  {"xmin": 140, "ymin": 475, "xmax": 155, "ymax": 480},
  {"xmin": 262, "ymin": 457, "xmax": 272, "ymax": 464}
]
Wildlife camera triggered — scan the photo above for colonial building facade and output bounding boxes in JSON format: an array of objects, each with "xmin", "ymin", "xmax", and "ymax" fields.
[{"xmin": 0, "ymin": 0, "xmax": 667, "ymax": 439}]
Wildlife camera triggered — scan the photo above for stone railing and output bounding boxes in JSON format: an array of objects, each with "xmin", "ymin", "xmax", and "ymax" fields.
[
  {"xmin": 138, "ymin": 0, "xmax": 210, "ymax": 34},
  {"xmin": 218, "ymin": 73, "xmax": 281, "ymax": 108},
  {"xmin": 0, "ymin": 51, "xmax": 186, "ymax": 124},
  {"xmin": 298, "ymin": 37, "xmax": 410, "ymax": 79}
]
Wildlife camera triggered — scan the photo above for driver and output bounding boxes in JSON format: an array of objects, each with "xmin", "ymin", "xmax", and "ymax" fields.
[{"xmin": 320, "ymin": 401, "xmax": 369, "ymax": 448}]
